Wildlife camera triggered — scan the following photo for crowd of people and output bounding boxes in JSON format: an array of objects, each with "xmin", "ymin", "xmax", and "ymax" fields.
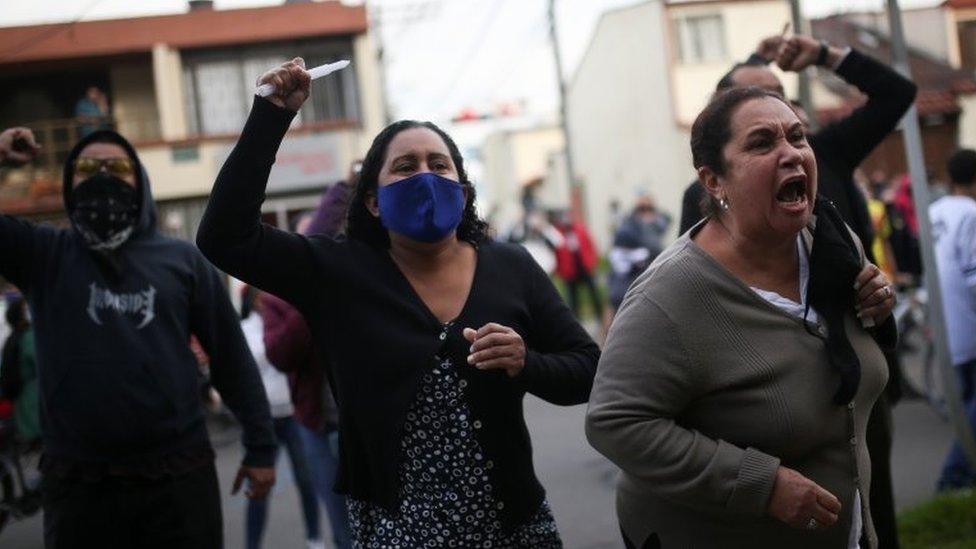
[
  {"xmin": 860, "ymin": 170, "xmax": 925, "ymax": 287},
  {"xmin": 0, "ymin": 27, "xmax": 974, "ymax": 549},
  {"xmin": 503, "ymin": 196, "xmax": 671, "ymax": 332}
]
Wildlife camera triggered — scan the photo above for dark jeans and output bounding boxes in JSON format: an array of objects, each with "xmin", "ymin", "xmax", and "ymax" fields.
[
  {"xmin": 43, "ymin": 462, "xmax": 222, "ymax": 549},
  {"xmin": 246, "ymin": 416, "xmax": 320, "ymax": 549},
  {"xmin": 866, "ymin": 392, "xmax": 899, "ymax": 549},
  {"xmin": 938, "ymin": 359, "xmax": 976, "ymax": 491},
  {"xmin": 565, "ymin": 272, "xmax": 603, "ymax": 319},
  {"xmin": 298, "ymin": 423, "xmax": 351, "ymax": 549}
]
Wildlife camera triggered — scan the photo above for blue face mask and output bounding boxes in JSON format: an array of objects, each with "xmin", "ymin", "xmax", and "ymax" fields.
[{"xmin": 378, "ymin": 172, "xmax": 466, "ymax": 243}]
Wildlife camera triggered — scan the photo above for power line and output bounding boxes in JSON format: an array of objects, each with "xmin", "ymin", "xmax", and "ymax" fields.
[
  {"xmin": 0, "ymin": 0, "xmax": 108, "ymax": 63},
  {"xmin": 368, "ymin": 0, "xmax": 444, "ymax": 122},
  {"xmin": 426, "ymin": 0, "xmax": 510, "ymax": 115},
  {"xmin": 374, "ymin": 0, "xmax": 550, "ymax": 120},
  {"xmin": 548, "ymin": 0, "xmax": 582, "ymax": 219},
  {"xmin": 487, "ymin": 12, "xmax": 550, "ymax": 105}
]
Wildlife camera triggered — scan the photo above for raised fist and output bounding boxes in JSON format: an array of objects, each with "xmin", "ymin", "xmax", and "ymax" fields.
[
  {"xmin": 256, "ymin": 57, "xmax": 312, "ymax": 112},
  {"xmin": 776, "ymin": 36, "xmax": 825, "ymax": 72},
  {"xmin": 0, "ymin": 127, "xmax": 40, "ymax": 167}
]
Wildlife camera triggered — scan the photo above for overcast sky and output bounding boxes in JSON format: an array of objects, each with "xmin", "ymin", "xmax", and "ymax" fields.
[{"xmin": 0, "ymin": 0, "xmax": 942, "ymax": 122}]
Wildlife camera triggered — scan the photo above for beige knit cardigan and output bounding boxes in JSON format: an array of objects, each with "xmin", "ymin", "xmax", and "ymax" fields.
[{"xmin": 586, "ymin": 224, "xmax": 888, "ymax": 549}]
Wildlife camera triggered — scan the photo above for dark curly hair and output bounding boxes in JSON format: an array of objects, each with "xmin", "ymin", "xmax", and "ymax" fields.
[{"xmin": 346, "ymin": 120, "xmax": 489, "ymax": 248}]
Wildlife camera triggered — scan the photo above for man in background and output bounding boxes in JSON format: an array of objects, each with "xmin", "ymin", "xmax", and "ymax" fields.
[{"xmin": 932, "ymin": 149, "xmax": 976, "ymax": 491}]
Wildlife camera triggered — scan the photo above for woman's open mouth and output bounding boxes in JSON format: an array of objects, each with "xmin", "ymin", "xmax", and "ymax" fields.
[{"xmin": 776, "ymin": 175, "xmax": 808, "ymax": 206}]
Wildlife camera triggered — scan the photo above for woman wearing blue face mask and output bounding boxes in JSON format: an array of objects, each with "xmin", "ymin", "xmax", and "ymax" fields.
[{"xmin": 198, "ymin": 58, "xmax": 599, "ymax": 548}]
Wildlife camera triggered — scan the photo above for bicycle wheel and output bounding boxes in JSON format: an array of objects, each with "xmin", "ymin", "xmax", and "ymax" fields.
[
  {"xmin": 898, "ymin": 312, "xmax": 929, "ymax": 401},
  {"xmin": 922, "ymin": 337, "xmax": 949, "ymax": 420}
]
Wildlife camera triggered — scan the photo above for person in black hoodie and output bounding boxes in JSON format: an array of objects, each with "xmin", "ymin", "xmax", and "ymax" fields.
[{"xmin": 0, "ymin": 127, "xmax": 276, "ymax": 549}]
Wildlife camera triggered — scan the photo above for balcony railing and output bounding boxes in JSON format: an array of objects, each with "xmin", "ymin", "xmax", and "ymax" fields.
[{"xmin": 0, "ymin": 115, "xmax": 161, "ymax": 214}]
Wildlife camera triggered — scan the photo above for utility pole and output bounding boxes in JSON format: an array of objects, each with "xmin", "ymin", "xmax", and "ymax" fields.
[
  {"xmin": 787, "ymin": 0, "xmax": 816, "ymax": 130},
  {"xmin": 547, "ymin": 0, "xmax": 584, "ymax": 220},
  {"xmin": 887, "ymin": 0, "xmax": 976, "ymax": 469},
  {"xmin": 367, "ymin": 1, "xmax": 442, "ymax": 125},
  {"xmin": 368, "ymin": 2, "xmax": 393, "ymax": 125}
]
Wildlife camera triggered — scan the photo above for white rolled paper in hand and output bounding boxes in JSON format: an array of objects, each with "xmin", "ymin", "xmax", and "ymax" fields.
[{"xmin": 256, "ymin": 60, "xmax": 351, "ymax": 97}]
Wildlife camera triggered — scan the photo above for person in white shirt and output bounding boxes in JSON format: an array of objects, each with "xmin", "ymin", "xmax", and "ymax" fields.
[
  {"xmin": 932, "ymin": 149, "xmax": 976, "ymax": 490},
  {"xmin": 240, "ymin": 286, "xmax": 326, "ymax": 549}
]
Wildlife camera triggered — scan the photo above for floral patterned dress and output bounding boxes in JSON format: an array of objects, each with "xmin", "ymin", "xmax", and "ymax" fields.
[{"xmin": 348, "ymin": 324, "xmax": 562, "ymax": 549}]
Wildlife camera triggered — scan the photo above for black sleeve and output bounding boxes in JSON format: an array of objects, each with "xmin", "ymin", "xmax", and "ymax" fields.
[
  {"xmin": 814, "ymin": 49, "xmax": 918, "ymax": 171},
  {"xmin": 678, "ymin": 181, "xmax": 704, "ymax": 235},
  {"xmin": 515, "ymin": 247, "xmax": 600, "ymax": 405},
  {"xmin": 196, "ymin": 97, "xmax": 323, "ymax": 306},
  {"xmin": 0, "ymin": 331, "xmax": 23, "ymax": 399},
  {"xmin": 869, "ymin": 313, "xmax": 898, "ymax": 352},
  {"xmin": 189, "ymin": 250, "xmax": 276, "ymax": 467},
  {"xmin": 0, "ymin": 214, "xmax": 48, "ymax": 292}
]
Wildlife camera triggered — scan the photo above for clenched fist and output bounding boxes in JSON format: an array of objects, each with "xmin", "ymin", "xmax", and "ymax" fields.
[
  {"xmin": 256, "ymin": 57, "xmax": 312, "ymax": 112},
  {"xmin": 0, "ymin": 127, "xmax": 40, "ymax": 167}
]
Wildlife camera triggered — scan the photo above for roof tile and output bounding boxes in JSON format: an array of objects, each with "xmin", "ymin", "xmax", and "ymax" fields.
[{"xmin": 0, "ymin": 1, "xmax": 367, "ymax": 65}]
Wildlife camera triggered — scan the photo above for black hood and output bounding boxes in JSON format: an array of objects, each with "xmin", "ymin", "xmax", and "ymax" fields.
[{"xmin": 62, "ymin": 129, "xmax": 158, "ymax": 239}]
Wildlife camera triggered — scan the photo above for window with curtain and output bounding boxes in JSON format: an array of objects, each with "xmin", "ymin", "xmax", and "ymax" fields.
[
  {"xmin": 675, "ymin": 14, "xmax": 727, "ymax": 64},
  {"xmin": 190, "ymin": 60, "xmax": 246, "ymax": 135},
  {"xmin": 182, "ymin": 39, "xmax": 358, "ymax": 136}
]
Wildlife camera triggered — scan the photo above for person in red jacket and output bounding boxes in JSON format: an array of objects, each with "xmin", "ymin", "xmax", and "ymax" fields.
[
  {"xmin": 261, "ymin": 171, "xmax": 357, "ymax": 549},
  {"xmin": 551, "ymin": 210, "xmax": 604, "ymax": 322}
]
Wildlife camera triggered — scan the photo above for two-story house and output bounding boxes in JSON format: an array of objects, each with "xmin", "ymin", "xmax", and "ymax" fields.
[
  {"xmin": 0, "ymin": 0, "xmax": 385, "ymax": 240},
  {"xmin": 566, "ymin": 0, "xmax": 794, "ymax": 250}
]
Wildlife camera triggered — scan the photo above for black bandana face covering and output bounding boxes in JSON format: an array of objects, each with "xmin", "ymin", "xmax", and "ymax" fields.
[{"xmin": 71, "ymin": 172, "xmax": 139, "ymax": 251}]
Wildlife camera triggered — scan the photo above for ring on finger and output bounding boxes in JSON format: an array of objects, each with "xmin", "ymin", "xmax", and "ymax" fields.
[
  {"xmin": 806, "ymin": 518, "xmax": 819, "ymax": 531},
  {"xmin": 882, "ymin": 285, "xmax": 892, "ymax": 299}
]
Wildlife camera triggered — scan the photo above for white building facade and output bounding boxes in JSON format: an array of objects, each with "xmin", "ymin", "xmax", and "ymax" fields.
[{"xmin": 565, "ymin": 0, "xmax": 793, "ymax": 250}]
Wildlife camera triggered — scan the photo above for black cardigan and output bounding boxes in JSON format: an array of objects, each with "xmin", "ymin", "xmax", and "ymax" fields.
[
  {"xmin": 197, "ymin": 97, "xmax": 600, "ymax": 529},
  {"xmin": 678, "ymin": 48, "xmax": 918, "ymax": 244}
]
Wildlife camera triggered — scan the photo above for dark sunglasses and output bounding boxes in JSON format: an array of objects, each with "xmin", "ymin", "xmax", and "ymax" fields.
[{"xmin": 74, "ymin": 157, "xmax": 135, "ymax": 179}]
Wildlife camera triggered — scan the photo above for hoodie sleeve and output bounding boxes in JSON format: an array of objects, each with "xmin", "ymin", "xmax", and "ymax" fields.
[
  {"xmin": 188, "ymin": 249, "xmax": 276, "ymax": 467},
  {"xmin": 196, "ymin": 97, "xmax": 325, "ymax": 307},
  {"xmin": 813, "ymin": 49, "xmax": 918, "ymax": 171},
  {"xmin": 0, "ymin": 214, "xmax": 56, "ymax": 292}
]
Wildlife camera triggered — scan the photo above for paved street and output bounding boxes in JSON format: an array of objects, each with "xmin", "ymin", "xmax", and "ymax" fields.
[{"xmin": 1, "ymin": 392, "xmax": 955, "ymax": 549}]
